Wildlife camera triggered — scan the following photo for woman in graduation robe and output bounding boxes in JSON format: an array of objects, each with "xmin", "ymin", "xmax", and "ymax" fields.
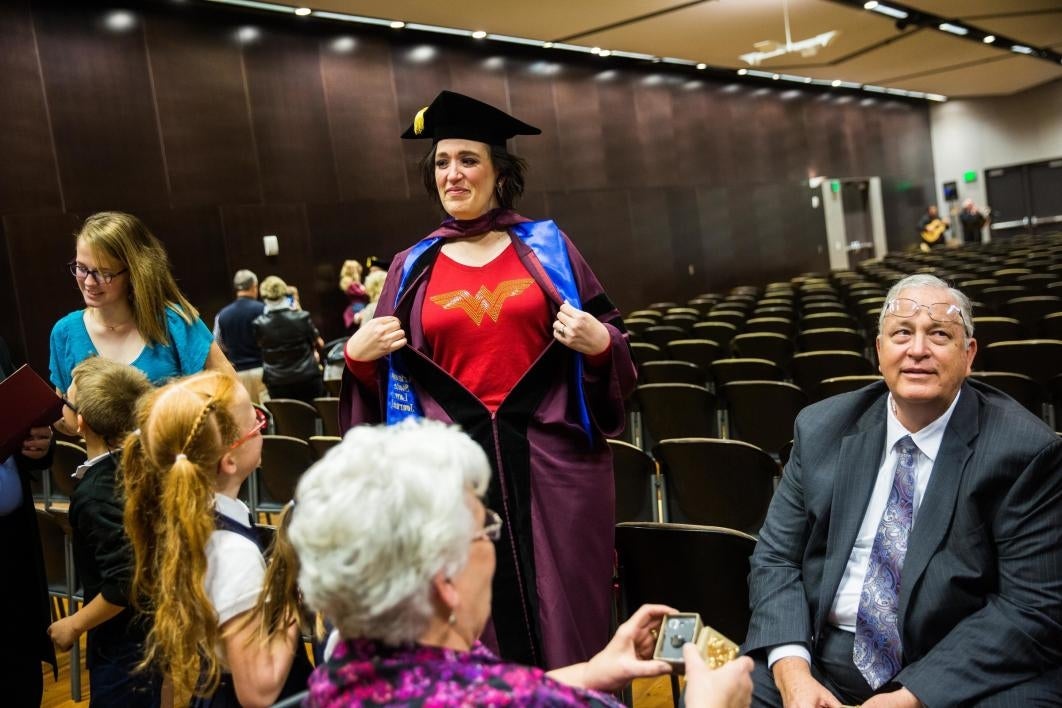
[{"xmin": 339, "ymin": 91, "xmax": 636, "ymax": 671}]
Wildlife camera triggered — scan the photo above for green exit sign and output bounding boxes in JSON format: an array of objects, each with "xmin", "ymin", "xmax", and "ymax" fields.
[
  {"xmin": 963, "ymin": 170, "xmax": 978, "ymax": 183},
  {"xmin": 830, "ymin": 180, "xmax": 841, "ymax": 193}
]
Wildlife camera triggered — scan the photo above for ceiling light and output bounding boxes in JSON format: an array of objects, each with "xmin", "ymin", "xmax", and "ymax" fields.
[
  {"xmin": 542, "ymin": 41, "xmax": 553, "ymax": 48},
  {"xmin": 740, "ymin": 30, "xmax": 838, "ymax": 66},
  {"xmin": 236, "ymin": 26, "xmax": 260, "ymax": 42},
  {"xmin": 938, "ymin": 23, "xmax": 968, "ymax": 36},
  {"xmin": 804, "ymin": 77, "xmax": 812, "ymax": 83},
  {"xmin": 926, "ymin": 94, "xmax": 947, "ymax": 102},
  {"xmin": 599, "ymin": 49, "xmax": 612, "ymax": 57},
  {"xmin": 863, "ymin": 1, "xmax": 877, "ymax": 8},
  {"xmin": 831, "ymin": 79, "xmax": 841, "ymax": 87},
  {"xmin": 866, "ymin": 3, "xmax": 907, "ymax": 20},
  {"xmin": 390, "ymin": 20, "xmax": 405, "ymax": 29},
  {"xmin": 1011, "ymin": 45, "xmax": 1034, "ymax": 54},
  {"xmin": 472, "ymin": 30, "xmax": 487, "ymax": 39},
  {"xmin": 590, "ymin": 46, "xmax": 600, "ymax": 54},
  {"xmin": 772, "ymin": 73, "xmax": 780, "ymax": 79},
  {"xmin": 982, "ymin": 35, "xmax": 995, "ymax": 44},
  {"xmin": 103, "ymin": 10, "xmax": 136, "ymax": 31},
  {"xmin": 294, "ymin": 7, "xmax": 311, "ymax": 15},
  {"xmin": 737, "ymin": 68, "xmax": 748, "ymax": 75},
  {"xmin": 696, "ymin": 63, "xmax": 707, "ymax": 70}
]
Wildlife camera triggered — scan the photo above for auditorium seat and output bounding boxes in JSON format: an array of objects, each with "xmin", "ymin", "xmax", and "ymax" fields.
[
  {"xmin": 312, "ymin": 397, "xmax": 341, "ymax": 437},
  {"xmin": 1002, "ymin": 295, "xmax": 1062, "ymax": 337},
  {"xmin": 640, "ymin": 360, "xmax": 706, "ymax": 386},
  {"xmin": 743, "ymin": 316, "xmax": 793, "ymax": 336},
  {"xmin": 636, "ymin": 383, "xmax": 718, "ymax": 443},
  {"xmin": 797, "ymin": 327, "xmax": 865, "ymax": 353},
  {"xmin": 668, "ymin": 338, "xmax": 723, "ymax": 373},
  {"xmin": 46, "ymin": 440, "xmax": 86, "ymax": 507},
  {"xmin": 792, "ymin": 351, "xmax": 874, "ymax": 397},
  {"xmin": 263, "ymin": 399, "xmax": 321, "ymax": 441},
  {"xmin": 710, "ymin": 358, "xmax": 784, "ymax": 387},
  {"xmin": 653, "ymin": 438, "xmax": 776, "ymax": 532},
  {"xmin": 258, "ymin": 435, "xmax": 315, "ymax": 512},
  {"xmin": 642, "ymin": 325, "xmax": 687, "ymax": 350},
  {"xmin": 814, "ymin": 375, "xmax": 883, "ymax": 402},
  {"xmin": 731, "ymin": 332, "xmax": 793, "ymax": 371},
  {"xmin": 983, "ymin": 340, "xmax": 1062, "ymax": 385},
  {"xmin": 801, "ymin": 312, "xmax": 859, "ymax": 331},
  {"xmin": 308, "ymin": 435, "xmax": 341, "ymax": 459},
  {"xmin": 692, "ymin": 321, "xmax": 738, "ymax": 353},
  {"xmin": 623, "ymin": 317, "xmax": 656, "ymax": 337},
  {"xmin": 608, "ymin": 439, "xmax": 659, "ymax": 523},
  {"xmin": 969, "ymin": 372, "xmax": 1042, "ymax": 417},
  {"xmin": 631, "ymin": 342, "xmax": 667, "ymax": 368},
  {"xmin": 1043, "ymin": 312, "xmax": 1062, "ymax": 340},
  {"xmin": 723, "ymin": 381, "xmax": 806, "ymax": 454}
]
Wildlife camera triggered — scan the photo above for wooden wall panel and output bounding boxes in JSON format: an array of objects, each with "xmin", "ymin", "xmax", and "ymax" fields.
[
  {"xmin": 545, "ymin": 189, "xmax": 632, "ymax": 305},
  {"xmin": 145, "ymin": 12, "xmax": 261, "ymax": 207},
  {"xmin": 319, "ymin": 33, "xmax": 407, "ymax": 202},
  {"xmin": 3, "ymin": 211, "xmax": 84, "ymax": 374},
  {"xmin": 505, "ymin": 66, "xmax": 564, "ymax": 194},
  {"xmin": 242, "ymin": 27, "xmax": 338, "ymax": 205},
  {"xmin": 135, "ymin": 207, "xmax": 230, "ymax": 327},
  {"xmin": 33, "ymin": 3, "xmax": 169, "ymax": 213},
  {"xmin": 0, "ymin": 1, "xmax": 62, "ymax": 214},
  {"xmin": 632, "ymin": 81, "xmax": 678, "ymax": 189},
  {"xmin": 552, "ymin": 67, "xmax": 609, "ymax": 192}
]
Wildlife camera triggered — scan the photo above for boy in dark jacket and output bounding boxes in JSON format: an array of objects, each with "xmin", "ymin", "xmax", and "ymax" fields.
[{"xmin": 47, "ymin": 357, "xmax": 156, "ymax": 706}]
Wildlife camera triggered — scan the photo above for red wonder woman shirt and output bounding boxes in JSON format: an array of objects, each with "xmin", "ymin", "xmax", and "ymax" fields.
[{"xmin": 423, "ymin": 244, "xmax": 551, "ymax": 412}]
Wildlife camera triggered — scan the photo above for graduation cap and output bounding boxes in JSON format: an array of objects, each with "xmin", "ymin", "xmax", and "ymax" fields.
[{"xmin": 400, "ymin": 90, "xmax": 541, "ymax": 147}]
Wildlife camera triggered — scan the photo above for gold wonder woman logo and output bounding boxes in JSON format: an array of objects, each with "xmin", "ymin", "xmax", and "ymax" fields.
[{"xmin": 429, "ymin": 278, "xmax": 535, "ymax": 326}]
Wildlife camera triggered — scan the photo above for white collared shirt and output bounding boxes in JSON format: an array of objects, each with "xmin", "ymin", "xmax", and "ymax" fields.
[
  {"xmin": 767, "ymin": 390, "xmax": 962, "ymax": 668},
  {"xmin": 73, "ymin": 450, "xmax": 117, "ymax": 480},
  {"xmin": 205, "ymin": 493, "xmax": 265, "ymax": 633}
]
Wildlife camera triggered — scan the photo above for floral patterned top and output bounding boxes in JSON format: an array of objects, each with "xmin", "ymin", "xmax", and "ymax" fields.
[{"xmin": 305, "ymin": 638, "xmax": 624, "ymax": 707}]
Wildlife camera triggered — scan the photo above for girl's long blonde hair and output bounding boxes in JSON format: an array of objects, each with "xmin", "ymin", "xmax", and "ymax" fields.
[
  {"xmin": 122, "ymin": 371, "xmax": 303, "ymax": 702},
  {"xmin": 78, "ymin": 211, "xmax": 199, "ymax": 346}
]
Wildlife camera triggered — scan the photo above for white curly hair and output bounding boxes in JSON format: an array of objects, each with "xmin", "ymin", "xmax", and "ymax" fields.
[{"xmin": 288, "ymin": 418, "xmax": 490, "ymax": 644}]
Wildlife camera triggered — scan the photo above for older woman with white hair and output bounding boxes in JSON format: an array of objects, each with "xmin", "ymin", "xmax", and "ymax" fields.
[{"xmin": 288, "ymin": 419, "xmax": 753, "ymax": 707}]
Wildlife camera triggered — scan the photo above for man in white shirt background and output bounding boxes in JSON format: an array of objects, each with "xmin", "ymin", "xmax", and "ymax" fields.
[{"xmin": 744, "ymin": 274, "xmax": 1062, "ymax": 707}]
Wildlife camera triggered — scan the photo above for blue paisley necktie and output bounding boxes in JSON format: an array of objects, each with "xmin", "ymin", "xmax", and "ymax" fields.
[{"xmin": 853, "ymin": 435, "xmax": 917, "ymax": 689}]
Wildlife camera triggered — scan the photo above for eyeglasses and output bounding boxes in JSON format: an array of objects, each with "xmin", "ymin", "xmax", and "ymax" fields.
[
  {"xmin": 68, "ymin": 261, "xmax": 127, "ymax": 285},
  {"xmin": 474, "ymin": 509, "xmax": 503, "ymax": 543},
  {"xmin": 883, "ymin": 298, "xmax": 966, "ymax": 326},
  {"xmin": 230, "ymin": 407, "xmax": 268, "ymax": 449},
  {"xmin": 61, "ymin": 396, "xmax": 78, "ymax": 414}
]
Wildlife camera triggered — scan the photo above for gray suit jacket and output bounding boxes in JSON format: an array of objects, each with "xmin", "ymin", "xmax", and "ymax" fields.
[{"xmin": 745, "ymin": 379, "xmax": 1062, "ymax": 707}]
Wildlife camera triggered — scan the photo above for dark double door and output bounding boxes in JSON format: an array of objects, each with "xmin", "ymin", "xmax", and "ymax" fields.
[{"xmin": 985, "ymin": 158, "xmax": 1062, "ymax": 237}]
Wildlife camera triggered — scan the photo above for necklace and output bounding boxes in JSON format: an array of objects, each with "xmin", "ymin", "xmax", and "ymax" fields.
[{"xmin": 92, "ymin": 308, "xmax": 133, "ymax": 332}]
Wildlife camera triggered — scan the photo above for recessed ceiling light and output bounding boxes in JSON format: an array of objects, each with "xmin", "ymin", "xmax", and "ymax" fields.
[
  {"xmin": 696, "ymin": 63, "xmax": 707, "ymax": 70},
  {"xmin": 472, "ymin": 30, "xmax": 487, "ymax": 39},
  {"xmin": 737, "ymin": 68, "xmax": 748, "ymax": 75},
  {"xmin": 982, "ymin": 35, "xmax": 995, "ymax": 44},
  {"xmin": 804, "ymin": 77, "xmax": 812, "ymax": 83},
  {"xmin": 1011, "ymin": 44, "xmax": 1034, "ymax": 54},
  {"xmin": 831, "ymin": 79, "xmax": 841, "ymax": 87},
  {"xmin": 864, "ymin": 1, "xmax": 877, "ymax": 8},
  {"xmin": 542, "ymin": 41, "xmax": 553, "ymax": 49},
  {"xmin": 590, "ymin": 47, "xmax": 601, "ymax": 54},
  {"xmin": 772, "ymin": 73, "xmax": 780, "ymax": 79},
  {"xmin": 294, "ymin": 7, "xmax": 311, "ymax": 16},
  {"xmin": 599, "ymin": 49, "xmax": 612, "ymax": 57},
  {"xmin": 938, "ymin": 23, "xmax": 968, "ymax": 36},
  {"xmin": 390, "ymin": 20, "xmax": 405, "ymax": 29}
]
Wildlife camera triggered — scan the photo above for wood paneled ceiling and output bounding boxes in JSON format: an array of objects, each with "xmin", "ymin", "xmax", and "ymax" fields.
[{"xmin": 249, "ymin": 0, "xmax": 1062, "ymax": 98}]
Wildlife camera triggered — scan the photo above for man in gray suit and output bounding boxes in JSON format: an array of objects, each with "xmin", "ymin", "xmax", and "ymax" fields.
[{"xmin": 745, "ymin": 274, "xmax": 1062, "ymax": 707}]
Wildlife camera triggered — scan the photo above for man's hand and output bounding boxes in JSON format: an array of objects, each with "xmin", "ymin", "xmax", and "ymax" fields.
[
  {"xmin": 21, "ymin": 426, "xmax": 52, "ymax": 460},
  {"xmin": 48, "ymin": 615, "xmax": 81, "ymax": 652},
  {"xmin": 773, "ymin": 657, "xmax": 841, "ymax": 708},
  {"xmin": 862, "ymin": 688, "xmax": 922, "ymax": 708}
]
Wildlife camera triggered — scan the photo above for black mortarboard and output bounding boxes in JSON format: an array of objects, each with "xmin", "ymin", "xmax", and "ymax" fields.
[{"xmin": 400, "ymin": 90, "xmax": 541, "ymax": 146}]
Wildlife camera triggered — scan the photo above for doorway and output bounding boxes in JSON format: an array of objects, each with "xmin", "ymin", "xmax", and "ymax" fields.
[{"xmin": 819, "ymin": 177, "xmax": 887, "ymax": 270}]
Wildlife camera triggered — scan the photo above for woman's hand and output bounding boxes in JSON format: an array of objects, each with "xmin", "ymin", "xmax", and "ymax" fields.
[
  {"xmin": 552, "ymin": 301, "xmax": 610, "ymax": 356},
  {"xmin": 570, "ymin": 603, "xmax": 676, "ymax": 693},
  {"xmin": 345, "ymin": 316, "xmax": 407, "ymax": 363},
  {"xmin": 683, "ymin": 644, "xmax": 754, "ymax": 708}
]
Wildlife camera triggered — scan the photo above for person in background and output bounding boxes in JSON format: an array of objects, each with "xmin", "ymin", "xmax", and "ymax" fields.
[
  {"xmin": 339, "ymin": 260, "xmax": 368, "ymax": 332},
  {"xmin": 916, "ymin": 205, "xmax": 948, "ymax": 250},
  {"xmin": 341, "ymin": 91, "xmax": 636, "ymax": 670},
  {"xmin": 254, "ymin": 276, "xmax": 326, "ymax": 404},
  {"xmin": 50, "ymin": 212, "xmax": 233, "ymax": 433},
  {"xmin": 122, "ymin": 371, "xmax": 311, "ymax": 707},
  {"xmin": 289, "ymin": 419, "xmax": 753, "ymax": 708},
  {"xmin": 47, "ymin": 357, "xmax": 158, "ymax": 707},
  {"xmin": 0, "ymin": 335, "xmax": 56, "ymax": 705},
  {"xmin": 215, "ymin": 269, "xmax": 266, "ymax": 404},
  {"xmin": 352, "ymin": 269, "xmax": 387, "ymax": 326},
  {"xmin": 958, "ymin": 199, "xmax": 989, "ymax": 244}
]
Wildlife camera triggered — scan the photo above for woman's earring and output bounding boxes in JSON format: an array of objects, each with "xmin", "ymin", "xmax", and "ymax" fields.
[{"xmin": 448, "ymin": 612, "xmax": 457, "ymax": 626}]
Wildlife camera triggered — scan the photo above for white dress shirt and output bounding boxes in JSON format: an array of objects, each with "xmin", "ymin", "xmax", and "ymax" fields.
[{"xmin": 767, "ymin": 390, "xmax": 962, "ymax": 668}]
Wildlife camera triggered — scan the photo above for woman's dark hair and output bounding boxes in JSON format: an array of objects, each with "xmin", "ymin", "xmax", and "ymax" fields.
[{"xmin": 419, "ymin": 143, "xmax": 527, "ymax": 213}]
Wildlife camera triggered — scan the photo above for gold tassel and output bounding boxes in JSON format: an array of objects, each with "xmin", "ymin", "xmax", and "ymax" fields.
[{"xmin": 413, "ymin": 106, "xmax": 428, "ymax": 135}]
